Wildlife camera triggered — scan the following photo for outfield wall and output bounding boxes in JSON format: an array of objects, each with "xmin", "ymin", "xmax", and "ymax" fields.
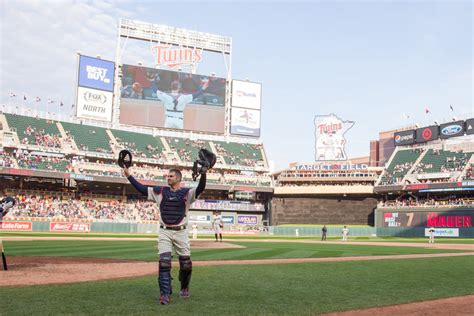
[
  {"xmin": 270, "ymin": 196, "xmax": 377, "ymax": 226},
  {"xmin": 375, "ymin": 207, "xmax": 474, "ymax": 238}
]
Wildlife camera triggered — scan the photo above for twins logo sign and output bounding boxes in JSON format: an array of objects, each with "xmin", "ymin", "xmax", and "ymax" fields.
[
  {"xmin": 78, "ymin": 55, "xmax": 115, "ymax": 92},
  {"xmin": 314, "ymin": 114, "xmax": 354, "ymax": 161}
]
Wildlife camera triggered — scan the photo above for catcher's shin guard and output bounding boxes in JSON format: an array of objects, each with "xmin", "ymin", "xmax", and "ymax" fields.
[
  {"xmin": 178, "ymin": 255, "xmax": 192, "ymax": 290},
  {"xmin": 159, "ymin": 252, "xmax": 172, "ymax": 295}
]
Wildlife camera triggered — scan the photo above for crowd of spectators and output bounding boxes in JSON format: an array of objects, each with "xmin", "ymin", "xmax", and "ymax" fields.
[
  {"xmin": 21, "ymin": 125, "xmax": 61, "ymax": 148},
  {"xmin": 14, "ymin": 150, "xmax": 72, "ymax": 172},
  {"xmin": 464, "ymin": 164, "xmax": 474, "ymax": 180},
  {"xmin": 379, "ymin": 196, "xmax": 474, "ymax": 208},
  {"xmin": 4, "ymin": 194, "xmax": 159, "ymax": 221},
  {"xmin": 277, "ymin": 181, "xmax": 373, "ymax": 187},
  {"xmin": 0, "ymin": 150, "xmax": 15, "ymax": 167}
]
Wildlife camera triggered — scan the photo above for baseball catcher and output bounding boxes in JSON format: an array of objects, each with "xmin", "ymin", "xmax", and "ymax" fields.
[{"xmin": 1, "ymin": 196, "xmax": 15, "ymax": 271}]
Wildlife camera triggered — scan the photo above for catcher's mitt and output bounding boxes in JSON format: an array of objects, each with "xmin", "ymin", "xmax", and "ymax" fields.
[
  {"xmin": 192, "ymin": 148, "xmax": 217, "ymax": 181},
  {"xmin": 0, "ymin": 196, "xmax": 16, "ymax": 217},
  {"xmin": 117, "ymin": 149, "xmax": 133, "ymax": 168}
]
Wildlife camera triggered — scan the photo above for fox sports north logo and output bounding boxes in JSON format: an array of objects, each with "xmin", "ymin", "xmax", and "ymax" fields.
[{"xmin": 441, "ymin": 124, "xmax": 462, "ymax": 136}]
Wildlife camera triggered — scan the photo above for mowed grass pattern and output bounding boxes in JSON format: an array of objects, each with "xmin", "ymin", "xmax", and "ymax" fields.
[
  {"xmin": 1, "ymin": 256, "xmax": 473, "ymax": 315},
  {"xmin": 2, "ymin": 240, "xmax": 468, "ymax": 261}
]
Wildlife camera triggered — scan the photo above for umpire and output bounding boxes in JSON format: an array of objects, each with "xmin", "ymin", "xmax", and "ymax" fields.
[{"xmin": 123, "ymin": 166, "xmax": 207, "ymax": 305}]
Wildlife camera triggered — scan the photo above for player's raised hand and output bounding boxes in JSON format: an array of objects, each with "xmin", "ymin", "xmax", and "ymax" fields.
[{"xmin": 123, "ymin": 167, "xmax": 131, "ymax": 177}]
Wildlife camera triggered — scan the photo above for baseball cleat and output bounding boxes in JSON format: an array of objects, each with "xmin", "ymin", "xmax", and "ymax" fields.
[
  {"xmin": 159, "ymin": 294, "xmax": 170, "ymax": 305},
  {"xmin": 179, "ymin": 288, "xmax": 190, "ymax": 298}
]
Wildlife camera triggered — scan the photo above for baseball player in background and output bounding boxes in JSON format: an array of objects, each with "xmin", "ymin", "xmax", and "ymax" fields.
[
  {"xmin": 156, "ymin": 78, "xmax": 209, "ymax": 129},
  {"xmin": 428, "ymin": 227, "xmax": 435, "ymax": 244},
  {"xmin": 212, "ymin": 211, "xmax": 223, "ymax": 242},
  {"xmin": 342, "ymin": 225, "xmax": 349, "ymax": 242},
  {"xmin": 123, "ymin": 166, "xmax": 207, "ymax": 305},
  {"xmin": 191, "ymin": 223, "xmax": 198, "ymax": 240}
]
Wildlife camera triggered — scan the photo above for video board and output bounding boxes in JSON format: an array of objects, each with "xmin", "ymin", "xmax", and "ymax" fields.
[{"xmin": 120, "ymin": 64, "xmax": 226, "ymax": 133}]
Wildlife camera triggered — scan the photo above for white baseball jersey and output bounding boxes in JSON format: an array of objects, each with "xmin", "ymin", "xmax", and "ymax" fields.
[
  {"xmin": 156, "ymin": 91, "xmax": 194, "ymax": 129},
  {"xmin": 213, "ymin": 215, "xmax": 223, "ymax": 232}
]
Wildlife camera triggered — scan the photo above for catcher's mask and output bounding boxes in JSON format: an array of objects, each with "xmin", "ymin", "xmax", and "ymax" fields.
[
  {"xmin": 118, "ymin": 149, "xmax": 133, "ymax": 169},
  {"xmin": 192, "ymin": 148, "xmax": 217, "ymax": 181}
]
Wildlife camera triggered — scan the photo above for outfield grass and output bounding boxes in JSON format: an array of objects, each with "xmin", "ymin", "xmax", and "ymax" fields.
[
  {"xmin": 1, "ymin": 231, "xmax": 473, "ymax": 243},
  {"xmin": 1, "ymin": 256, "xmax": 473, "ymax": 315},
  {"xmin": 2, "ymin": 240, "xmax": 469, "ymax": 262}
]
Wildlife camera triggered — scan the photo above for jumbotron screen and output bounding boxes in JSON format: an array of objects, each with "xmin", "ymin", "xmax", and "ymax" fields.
[{"xmin": 119, "ymin": 64, "xmax": 226, "ymax": 133}]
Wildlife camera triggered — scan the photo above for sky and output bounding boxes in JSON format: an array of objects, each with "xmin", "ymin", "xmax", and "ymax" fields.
[{"xmin": 0, "ymin": 0, "xmax": 472, "ymax": 170}]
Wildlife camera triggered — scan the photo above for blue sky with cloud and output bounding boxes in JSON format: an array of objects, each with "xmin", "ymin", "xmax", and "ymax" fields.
[{"xmin": 0, "ymin": 0, "xmax": 472, "ymax": 170}]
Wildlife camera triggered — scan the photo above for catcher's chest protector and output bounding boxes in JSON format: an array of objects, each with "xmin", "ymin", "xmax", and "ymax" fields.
[{"xmin": 160, "ymin": 187, "xmax": 190, "ymax": 225}]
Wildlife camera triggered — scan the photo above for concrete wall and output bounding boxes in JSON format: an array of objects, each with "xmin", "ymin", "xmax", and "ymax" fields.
[{"xmin": 271, "ymin": 196, "xmax": 377, "ymax": 225}]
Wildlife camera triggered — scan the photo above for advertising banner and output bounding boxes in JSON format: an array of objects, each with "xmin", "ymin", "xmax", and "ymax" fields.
[
  {"xmin": 382, "ymin": 211, "xmax": 472, "ymax": 228},
  {"xmin": 231, "ymin": 80, "xmax": 262, "ymax": 110},
  {"xmin": 393, "ymin": 130, "xmax": 416, "ymax": 146},
  {"xmin": 424, "ymin": 228, "xmax": 459, "ymax": 237},
  {"xmin": 314, "ymin": 114, "xmax": 354, "ymax": 160},
  {"xmin": 439, "ymin": 121, "xmax": 465, "ymax": 139},
  {"xmin": 189, "ymin": 215, "xmax": 210, "ymax": 222},
  {"xmin": 230, "ymin": 107, "xmax": 261, "ymax": 137},
  {"xmin": 222, "ymin": 216, "xmax": 235, "ymax": 224},
  {"xmin": 416, "ymin": 125, "xmax": 439, "ymax": 143},
  {"xmin": 50, "ymin": 222, "xmax": 90, "ymax": 232},
  {"xmin": 78, "ymin": 55, "xmax": 115, "ymax": 92},
  {"xmin": 465, "ymin": 118, "xmax": 474, "ymax": 135},
  {"xmin": 237, "ymin": 215, "xmax": 258, "ymax": 225},
  {"xmin": 119, "ymin": 64, "xmax": 226, "ymax": 133},
  {"xmin": 76, "ymin": 87, "xmax": 113, "ymax": 121},
  {"xmin": 0, "ymin": 221, "xmax": 32, "ymax": 231}
]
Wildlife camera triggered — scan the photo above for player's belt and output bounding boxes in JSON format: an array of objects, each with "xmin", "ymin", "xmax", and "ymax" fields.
[{"xmin": 160, "ymin": 225, "xmax": 187, "ymax": 231}]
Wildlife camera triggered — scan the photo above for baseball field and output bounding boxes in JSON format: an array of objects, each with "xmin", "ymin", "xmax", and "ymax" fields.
[{"xmin": 1, "ymin": 233, "xmax": 473, "ymax": 315}]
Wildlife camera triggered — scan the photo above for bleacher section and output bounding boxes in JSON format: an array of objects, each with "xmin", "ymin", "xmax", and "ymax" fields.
[
  {"xmin": 1, "ymin": 112, "xmax": 272, "ymax": 188},
  {"xmin": 379, "ymin": 149, "xmax": 422, "ymax": 185},
  {"xmin": 4, "ymin": 113, "xmax": 61, "ymax": 147},
  {"xmin": 17, "ymin": 155, "xmax": 70, "ymax": 172},
  {"xmin": 414, "ymin": 149, "xmax": 473, "ymax": 173},
  {"xmin": 213, "ymin": 141, "xmax": 265, "ymax": 167},
  {"xmin": 61, "ymin": 122, "xmax": 112, "ymax": 153},
  {"xmin": 166, "ymin": 137, "xmax": 211, "ymax": 162},
  {"xmin": 111, "ymin": 129, "xmax": 165, "ymax": 159}
]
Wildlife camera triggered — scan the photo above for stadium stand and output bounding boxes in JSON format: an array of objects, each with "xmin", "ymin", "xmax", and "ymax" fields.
[
  {"xmin": 111, "ymin": 129, "xmax": 165, "ymax": 160},
  {"xmin": 166, "ymin": 137, "xmax": 211, "ymax": 162},
  {"xmin": 413, "ymin": 149, "xmax": 473, "ymax": 174},
  {"xmin": 213, "ymin": 141, "xmax": 265, "ymax": 167},
  {"xmin": 61, "ymin": 121, "xmax": 112, "ymax": 153},
  {"xmin": 379, "ymin": 149, "xmax": 423, "ymax": 185},
  {"xmin": 4, "ymin": 113, "xmax": 62, "ymax": 148}
]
